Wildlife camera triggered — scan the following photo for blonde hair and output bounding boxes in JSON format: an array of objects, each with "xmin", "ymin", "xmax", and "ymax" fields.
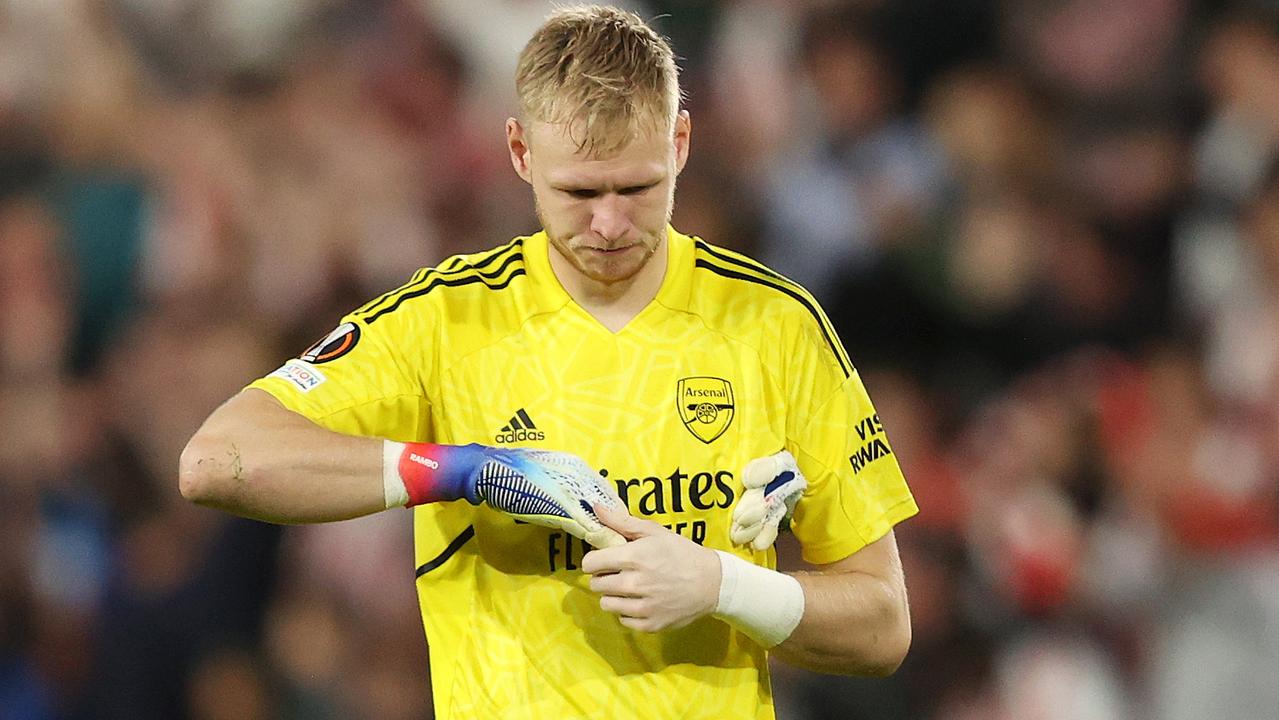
[{"xmin": 516, "ymin": 5, "xmax": 681, "ymax": 156}]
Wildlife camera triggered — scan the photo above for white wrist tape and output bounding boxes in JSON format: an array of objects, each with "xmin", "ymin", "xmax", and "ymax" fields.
[
  {"xmin": 713, "ymin": 550, "xmax": 805, "ymax": 648},
  {"xmin": 382, "ymin": 440, "xmax": 410, "ymax": 509}
]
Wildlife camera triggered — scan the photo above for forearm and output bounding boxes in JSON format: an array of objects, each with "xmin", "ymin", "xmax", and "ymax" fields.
[
  {"xmin": 179, "ymin": 389, "xmax": 386, "ymax": 523},
  {"xmin": 770, "ymin": 568, "xmax": 911, "ymax": 676},
  {"xmin": 711, "ymin": 533, "xmax": 911, "ymax": 676}
]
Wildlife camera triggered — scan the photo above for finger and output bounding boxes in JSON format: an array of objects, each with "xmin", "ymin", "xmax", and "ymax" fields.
[
  {"xmin": 600, "ymin": 595, "xmax": 646, "ymax": 617},
  {"xmin": 741, "ymin": 455, "xmax": 780, "ymax": 490},
  {"xmin": 581, "ymin": 547, "xmax": 631, "ymax": 575},
  {"xmin": 589, "ymin": 572, "xmax": 639, "ymax": 597},
  {"xmin": 731, "ymin": 489, "xmax": 767, "ymax": 527},
  {"xmin": 751, "ymin": 522, "xmax": 780, "ymax": 551},
  {"xmin": 594, "ymin": 502, "xmax": 665, "ymax": 540},
  {"xmin": 595, "ymin": 477, "xmax": 627, "ymax": 506},
  {"xmin": 539, "ymin": 516, "xmax": 585, "ymax": 536},
  {"xmin": 729, "ymin": 518, "xmax": 764, "ymax": 546},
  {"xmin": 558, "ymin": 496, "xmax": 626, "ymax": 549},
  {"xmin": 585, "ymin": 527, "xmax": 628, "ymax": 549},
  {"xmin": 538, "ymin": 517, "xmax": 624, "ymax": 551},
  {"xmin": 618, "ymin": 615, "xmax": 658, "ymax": 633}
]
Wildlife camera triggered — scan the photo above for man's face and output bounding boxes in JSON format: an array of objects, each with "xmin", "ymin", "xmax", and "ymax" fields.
[{"xmin": 507, "ymin": 113, "xmax": 691, "ymax": 286}]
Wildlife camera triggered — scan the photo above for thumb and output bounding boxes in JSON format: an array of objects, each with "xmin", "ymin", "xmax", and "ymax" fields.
[
  {"xmin": 594, "ymin": 502, "xmax": 664, "ymax": 541},
  {"xmin": 742, "ymin": 454, "xmax": 782, "ymax": 490},
  {"xmin": 751, "ymin": 522, "xmax": 780, "ymax": 552}
]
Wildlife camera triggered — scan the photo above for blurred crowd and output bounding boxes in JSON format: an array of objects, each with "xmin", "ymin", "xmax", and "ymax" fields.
[{"xmin": 2, "ymin": 0, "xmax": 1278, "ymax": 718}]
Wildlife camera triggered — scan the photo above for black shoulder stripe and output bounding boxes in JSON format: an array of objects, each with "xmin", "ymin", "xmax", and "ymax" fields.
[
  {"xmin": 452, "ymin": 238, "xmax": 525, "ymax": 278},
  {"xmin": 358, "ymin": 240, "xmax": 522, "ymax": 318},
  {"xmin": 365, "ymin": 267, "xmax": 526, "ymax": 324},
  {"xmin": 694, "ymin": 242, "xmax": 853, "ymax": 375},
  {"xmin": 431, "ymin": 244, "xmax": 525, "ymax": 284},
  {"xmin": 694, "ymin": 239, "xmax": 786, "ymax": 281},
  {"xmin": 694, "ymin": 258, "xmax": 852, "ymax": 378},
  {"xmin": 415, "ymin": 526, "xmax": 475, "ymax": 578},
  {"xmin": 354, "ymin": 267, "xmax": 430, "ymax": 317},
  {"xmin": 358, "ymin": 240, "xmax": 524, "ymax": 319}
]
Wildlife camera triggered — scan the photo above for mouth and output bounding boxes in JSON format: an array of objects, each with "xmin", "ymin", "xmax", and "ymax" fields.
[{"xmin": 583, "ymin": 245, "xmax": 636, "ymax": 255}]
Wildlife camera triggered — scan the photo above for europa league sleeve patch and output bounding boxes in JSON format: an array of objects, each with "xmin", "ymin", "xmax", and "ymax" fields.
[
  {"xmin": 300, "ymin": 322, "xmax": 361, "ymax": 364},
  {"xmin": 269, "ymin": 360, "xmax": 327, "ymax": 393}
]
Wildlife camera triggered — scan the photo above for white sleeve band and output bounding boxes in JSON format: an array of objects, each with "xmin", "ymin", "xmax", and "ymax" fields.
[
  {"xmin": 382, "ymin": 440, "xmax": 410, "ymax": 509},
  {"xmin": 712, "ymin": 550, "xmax": 805, "ymax": 648}
]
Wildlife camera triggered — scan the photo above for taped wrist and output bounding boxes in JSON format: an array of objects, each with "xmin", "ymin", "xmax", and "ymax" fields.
[
  {"xmin": 712, "ymin": 550, "xmax": 805, "ymax": 648},
  {"xmin": 382, "ymin": 440, "xmax": 483, "ymax": 509}
]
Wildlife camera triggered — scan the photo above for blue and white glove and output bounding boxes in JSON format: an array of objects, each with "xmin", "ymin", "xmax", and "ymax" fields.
[
  {"xmin": 385, "ymin": 442, "xmax": 629, "ymax": 548},
  {"xmin": 729, "ymin": 450, "xmax": 808, "ymax": 551},
  {"xmin": 472, "ymin": 448, "xmax": 630, "ymax": 548}
]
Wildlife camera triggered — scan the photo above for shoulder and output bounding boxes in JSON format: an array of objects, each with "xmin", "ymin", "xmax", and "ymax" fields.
[
  {"xmin": 688, "ymin": 238, "xmax": 853, "ymax": 380},
  {"xmin": 690, "ymin": 239, "xmax": 811, "ymax": 314},
  {"xmin": 348, "ymin": 237, "xmax": 531, "ymax": 328}
]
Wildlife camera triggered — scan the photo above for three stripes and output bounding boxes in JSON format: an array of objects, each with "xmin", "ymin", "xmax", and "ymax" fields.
[
  {"xmin": 500, "ymin": 408, "xmax": 538, "ymax": 433},
  {"xmin": 355, "ymin": 238, "xmax": 526, "ymax": 324}
]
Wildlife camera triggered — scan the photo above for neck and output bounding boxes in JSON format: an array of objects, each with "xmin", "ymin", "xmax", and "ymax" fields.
[{"xmin": 548, "ymin": 238, "xmax": 668, "ymax": 332}]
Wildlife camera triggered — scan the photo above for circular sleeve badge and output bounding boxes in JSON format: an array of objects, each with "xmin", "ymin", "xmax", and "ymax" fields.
[{"xmin": 300, "ymin": 322, "xmax": 361, "ymax": 363}]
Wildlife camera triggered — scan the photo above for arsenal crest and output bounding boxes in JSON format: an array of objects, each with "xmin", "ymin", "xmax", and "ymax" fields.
[{"xmin": 677, "ymin": 377, "xmax": 735, "ymax": 444}]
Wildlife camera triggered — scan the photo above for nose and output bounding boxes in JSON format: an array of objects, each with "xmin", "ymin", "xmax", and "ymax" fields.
[{"xmin": 589, "ymin": 194, "xmax": 630, "ymax": 243}]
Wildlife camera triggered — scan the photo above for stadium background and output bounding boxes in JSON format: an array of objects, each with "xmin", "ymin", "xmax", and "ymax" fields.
[{"xmin": 2, "ymin": 0, "xmax": 1278, "ymax": 718}]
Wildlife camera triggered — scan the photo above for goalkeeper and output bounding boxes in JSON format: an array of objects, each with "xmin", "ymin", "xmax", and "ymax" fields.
[{"xmin": 179, "ymin": 5, "xmax": 916, "ymax": 719}]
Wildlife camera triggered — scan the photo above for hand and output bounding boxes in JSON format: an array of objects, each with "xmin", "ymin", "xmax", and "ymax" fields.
[
  {"xmin": 730, "ymin": 450, "xmax": 808, "ymax": 551},
  {"xmin": 466, "ymin": 446, "xmax": 628, "ymax": 548},
  {"xmin": 582, "ymin": 505, "xmax": 722, "ymax": 633}
]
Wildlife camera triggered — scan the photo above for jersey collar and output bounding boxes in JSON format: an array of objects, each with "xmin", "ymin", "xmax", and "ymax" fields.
[{"xmin": 524, "ymin": 225, "xmax": 695, "ymax": 316}]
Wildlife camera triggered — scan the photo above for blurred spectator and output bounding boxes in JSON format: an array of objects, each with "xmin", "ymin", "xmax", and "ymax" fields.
[{"xmin": 760, "ymin": 3, "xmax": 946, "ymax": 299}]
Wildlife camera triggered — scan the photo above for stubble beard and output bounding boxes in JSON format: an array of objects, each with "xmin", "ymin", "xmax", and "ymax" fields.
[{"xmin": 535, "ymin": 198, "xmax": 669, "ymax": 287}]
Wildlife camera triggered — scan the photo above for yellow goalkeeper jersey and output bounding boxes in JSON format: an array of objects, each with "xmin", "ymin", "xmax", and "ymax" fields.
[{"xmin": 249, "ymin": 226, "xmax": 917, "ymax": 720}]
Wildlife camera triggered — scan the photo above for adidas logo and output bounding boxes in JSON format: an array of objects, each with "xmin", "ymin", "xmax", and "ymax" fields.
[{"xmin": 494, "ymin": 408, "xmax": 545, "ymax": 444}]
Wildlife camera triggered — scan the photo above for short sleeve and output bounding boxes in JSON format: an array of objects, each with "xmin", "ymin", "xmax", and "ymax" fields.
[
  {"xmin": 782, "ymin": 322, "xmax": 918, "ymax": 565},
  {"xmin": 247, "ymin": 280, "xmax": 436, "ymax": 442}
]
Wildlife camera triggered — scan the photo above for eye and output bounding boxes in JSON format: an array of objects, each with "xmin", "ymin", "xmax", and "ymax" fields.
[
  {"xmin": 619, "ymin": 183, "xmax": 657, "ymax": 196},
  {"xmin": 564, "ymin": 188, "xmax": 599, "ymax": 199}
]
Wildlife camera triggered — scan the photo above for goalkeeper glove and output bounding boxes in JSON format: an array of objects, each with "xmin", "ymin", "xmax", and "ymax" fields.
[
  {"xmin": 383, "ymin": 442, "xmax": 627, "ymax": 548},
  {"xmin": 730, "ymin": 449, "xmax": 808, "ymax": 551}
]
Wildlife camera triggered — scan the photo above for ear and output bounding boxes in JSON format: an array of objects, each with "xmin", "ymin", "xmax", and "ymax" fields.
[
  {"xmin": 507, "ymin": 118, "xmax": 533, "ymax": 184},
  {"xmin": 673, "ymin": 110, "xmax": 692, "ymax": 176}
]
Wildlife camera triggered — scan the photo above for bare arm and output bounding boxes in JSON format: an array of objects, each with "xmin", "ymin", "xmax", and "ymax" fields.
[
  {"xmin": 178, "ymin": 388, "xmax": 386, "ymax": 523},
  {"xmin": 771, "ymin": 532, "xmax": 911, "ymax": 676}
]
